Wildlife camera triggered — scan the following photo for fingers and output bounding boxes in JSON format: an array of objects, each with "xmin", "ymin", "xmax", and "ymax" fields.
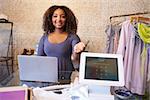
[{"xmin": 74, "ymin": 42, "xmax": 85, "ymax": 53}]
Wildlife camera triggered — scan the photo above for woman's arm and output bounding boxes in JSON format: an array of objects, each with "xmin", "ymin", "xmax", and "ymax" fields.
[
  {"xmin": 71, "ymin": 42, "xmax": 85, "ymax": 60},
  {"xmin": 37, "ymin": 35, "xmax": 46, "ymax": 56},
  {"xmin": 71, "ymin": 34, "xmax": 85, "ymax": 60}
]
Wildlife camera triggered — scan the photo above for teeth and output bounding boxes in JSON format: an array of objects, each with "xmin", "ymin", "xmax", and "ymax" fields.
[
  {"xmin": 56, "ymin": 23, "xmax": 61, "ymax": 24},
  {"xmin": 57, "ymin": 23, "xmax": 61, "ymax": 25}
]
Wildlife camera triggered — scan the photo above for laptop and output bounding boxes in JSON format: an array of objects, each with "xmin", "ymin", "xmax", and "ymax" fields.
[{"xmin": 18, "ymin": 55, "xmax": 58, "ymax": 82}]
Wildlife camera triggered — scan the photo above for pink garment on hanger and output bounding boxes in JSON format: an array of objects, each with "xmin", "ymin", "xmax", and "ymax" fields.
[{"xmin": 117, "ymin": 20, "xmax": 147, "ymax": 95}]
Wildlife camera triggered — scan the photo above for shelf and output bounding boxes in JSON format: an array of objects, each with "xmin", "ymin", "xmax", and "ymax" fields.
[{"xmin": 0, "ymin": 20, "xmax": 14, "ymax": 79}]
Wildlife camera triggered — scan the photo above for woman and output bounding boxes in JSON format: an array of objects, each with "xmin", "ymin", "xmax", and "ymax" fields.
[{"xmin": 37, "ymin": 5, "xmax": 85, "ymax": 83}]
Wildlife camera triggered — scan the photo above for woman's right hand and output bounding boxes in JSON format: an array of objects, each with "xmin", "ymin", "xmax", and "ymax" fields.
[{"xmin": 74, "ymin": 42, "xmax": 85, "ymax": 53}]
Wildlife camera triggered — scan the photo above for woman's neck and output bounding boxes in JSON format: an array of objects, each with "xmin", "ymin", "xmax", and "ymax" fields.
[{"xmin": 54, "ymin": 28, "xmax": 64, "ymax": 34}]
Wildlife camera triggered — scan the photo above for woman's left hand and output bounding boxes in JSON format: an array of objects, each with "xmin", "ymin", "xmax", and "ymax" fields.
[{"xmin": 74, "ymin": 42, "xmax": 85, "ymax": 53}]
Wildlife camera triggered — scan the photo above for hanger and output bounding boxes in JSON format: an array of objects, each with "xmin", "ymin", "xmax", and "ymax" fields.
[
  {"xmin": 130, "ymin": 16, "xmax": 150, "ymax": 24},
  {"xmin": 110, "ymin": 20, "xmax": 122, "ymax": 26}
]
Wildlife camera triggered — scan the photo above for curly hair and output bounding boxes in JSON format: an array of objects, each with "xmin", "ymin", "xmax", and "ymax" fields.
[{"xmin": 43, "ymin": 5, "xmax": 78, "ymax": 34}]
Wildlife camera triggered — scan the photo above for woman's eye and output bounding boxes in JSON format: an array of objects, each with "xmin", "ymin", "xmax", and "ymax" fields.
[
  {"xmin": 62, "ymin": 16, "xmax": 66, "ymax": 18},
  {"xmin": 53, "ymin": 15, "xmax": 57, "ymax": 17}
]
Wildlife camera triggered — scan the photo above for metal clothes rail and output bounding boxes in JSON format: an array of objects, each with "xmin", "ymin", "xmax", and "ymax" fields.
[{"xmin": 109, "ymin": 11, "xmax": 150, "ymax": 22}]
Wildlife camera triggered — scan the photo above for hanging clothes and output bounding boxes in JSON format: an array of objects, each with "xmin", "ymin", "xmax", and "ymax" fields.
[
  {"xmin": 105, "ymin": 24, "xmax": 121, "ymax": 53},
  {"xmin": 138, "ymin": 23, "xmax": 150, "ymax": 82},
  {"xmin": 138, "ymin": 23, "xmax": 150, "ymax": 44},
  {"xmin": 116, "ymin": 20, "xmax": 149, "ymax": 95},
  {"xmin": 147, "ymin": 46, "xmax": 150, "ymax": 82}
]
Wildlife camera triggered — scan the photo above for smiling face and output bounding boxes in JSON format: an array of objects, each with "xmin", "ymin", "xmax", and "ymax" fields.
[{"xmin": 52, "ymin": 8, "xmax": 66, "ymax": 30}]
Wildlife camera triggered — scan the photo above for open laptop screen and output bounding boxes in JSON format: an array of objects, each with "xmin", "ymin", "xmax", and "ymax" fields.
[{"xmin": 18, "ymin": 55, "xmax": 58, "ymax": 83}]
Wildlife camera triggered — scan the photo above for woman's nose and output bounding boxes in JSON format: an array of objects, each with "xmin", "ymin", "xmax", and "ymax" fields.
[{"xmin": 57, "ymin": 16, "xmax": 61, "ymax": 21}]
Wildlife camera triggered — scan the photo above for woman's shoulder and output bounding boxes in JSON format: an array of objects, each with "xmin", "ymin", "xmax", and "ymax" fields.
[
  {"xmin": 39, "ymin": 34, "xmax": 48, "ymax": 41},
  {"xmin": 41, "ymin": 34, "xmax": 48, "ymax": 38},
  {"xmin": 69, "ymin": 33, "xmax": 80, "ymax": 39},
  {"xmin": 68, "ymin": 33, "xmax": 80, "ymax": 42}
]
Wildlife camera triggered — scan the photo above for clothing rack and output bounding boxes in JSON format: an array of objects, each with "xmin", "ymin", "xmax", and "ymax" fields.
[{"xmin": 109, "ymin": 11, "xmax": 150, "ymax": 22}]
